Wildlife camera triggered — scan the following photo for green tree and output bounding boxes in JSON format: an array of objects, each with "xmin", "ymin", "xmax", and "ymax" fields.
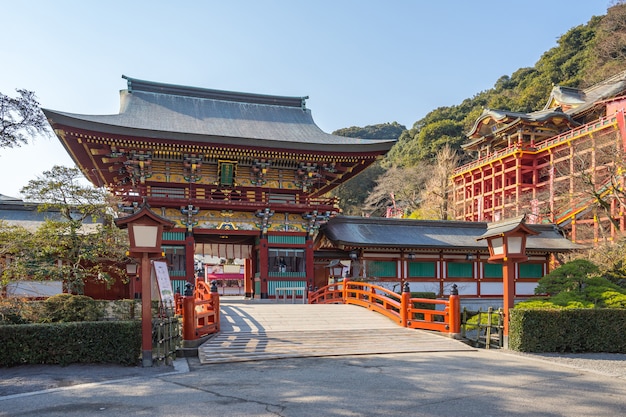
[
  {"xmin": 20, "ymin": 165, "xmax": 109, "ymax": 222},
  {"xmin": 331, "ymin": 123, "xmax": 405, "ymax": 214},
  {"xmin": 1, "ymin": 166, "xmax": 129, "ymax": 294},
  {"xmin": 515, "ymin": 258, "xmax": 626, "ymax": 309},
  {"xmin": 535, "ymin": 259, "xmax": 600, "ymax": 296}
]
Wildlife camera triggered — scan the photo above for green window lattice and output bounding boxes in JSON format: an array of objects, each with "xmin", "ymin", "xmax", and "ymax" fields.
[
  {"xmin": 447, "ymin": 262, "xmax": 473, "ymax": 278},
  {"xmin": 408, "ymin": 262, "xmax": 436, "ymax": 277}
]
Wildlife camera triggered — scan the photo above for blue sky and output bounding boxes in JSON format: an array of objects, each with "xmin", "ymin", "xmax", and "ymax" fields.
[{"xmin": 0, "ymin": 1, "xmax": 611, "ymax": 198}]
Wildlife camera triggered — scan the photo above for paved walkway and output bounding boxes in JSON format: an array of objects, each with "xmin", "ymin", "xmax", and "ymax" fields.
[{"xmin": 198, "ymin": 298, "xmax": 473, "ymax": 364}]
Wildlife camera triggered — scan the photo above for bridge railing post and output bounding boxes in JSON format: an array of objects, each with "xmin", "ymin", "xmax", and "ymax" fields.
[
  {"xmin": 182, "ymin": 295, "xmax": 196, "ymax": 340},
  {"xmin": 448, "ymin": 284, "xmax": 460, "ymax": 337},
  {"xmin": 400, "ymin": 282, "xmax": 410, "ymax": 327},
  {"xmin": 211, "ymin": 280, "xmax": 220, "ymax": 332},
  {"xmin": 342, "ymin": 278, "xmax": 349, "ymax": 303}
]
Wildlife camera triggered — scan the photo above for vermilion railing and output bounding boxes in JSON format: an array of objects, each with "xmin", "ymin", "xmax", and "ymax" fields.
[
  {"xmin": 175, "ymin": 279, "xmax": 220, "ymax": 341},
  {"xmin": 308, "ymin": 279, "xmax": 460, "ymax": 335},
  {"xmin": 453, "ymin": 114, "xmax": 620, "ymax": 176}
]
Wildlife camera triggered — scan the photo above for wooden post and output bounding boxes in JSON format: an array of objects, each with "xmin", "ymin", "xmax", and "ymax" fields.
[
  {"xmin": 182, "ymin": 295, "xmax": 196, "ymax": 341},
  {"xmin": 400, "ymin": 282, "xmax": 410, "ymax": 327},
  {"xmin": 342, "ymin": 277, "xmax": 349, "ymax": 303},
  {"xmin": 211, "ymin": 281, "xmax": 220, "ymax": 331},
  {"xmin": 259, "ymin": 237, "xmax": 269, "ymax": 299},
  {"xmin": 502, "ymin": 258, "xmax": 515, "ymax": 348},
  {"xmin": 448, "ymin": 284, "xmax": 460, "ymax": 336},
  {"xmin": 140, "ymin": 253, "xmax": 152, "ymax": 367},
  {"xmin": 244, "ymin": 258, "xmax": 253, "ymax": 298}
]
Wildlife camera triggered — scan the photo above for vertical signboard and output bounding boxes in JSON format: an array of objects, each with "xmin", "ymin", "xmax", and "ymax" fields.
[{"xmin": 152, "ymin": 260, "xmax": 175, "ymax": 305}]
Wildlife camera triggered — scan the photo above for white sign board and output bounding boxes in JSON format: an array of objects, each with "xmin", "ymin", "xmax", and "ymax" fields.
[{"xmin": 152, "ymin": 260, "xmax": 175, "ymax": 305}]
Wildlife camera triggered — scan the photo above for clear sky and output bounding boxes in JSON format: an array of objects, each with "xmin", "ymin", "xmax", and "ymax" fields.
[{"xmin": 0, "ymin": 1, "xmax": 611, "ymax": 198}]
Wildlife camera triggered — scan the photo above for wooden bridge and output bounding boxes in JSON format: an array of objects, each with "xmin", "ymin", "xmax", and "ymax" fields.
[{"xmin": 189, "ymin": 281, "xmax": 473, "ymax": 364}]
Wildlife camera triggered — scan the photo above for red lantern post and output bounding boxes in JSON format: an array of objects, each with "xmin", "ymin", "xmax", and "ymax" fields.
[{"xmin": 115, "ymin": 203, "xmax": 174, "ymax": 367}]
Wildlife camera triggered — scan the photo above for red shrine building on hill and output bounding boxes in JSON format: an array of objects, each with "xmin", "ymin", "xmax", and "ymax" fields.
[
  {"xmin": 43, "ymin": 76, "xmax": 396, "ymax": 298},
  {"xmin": 452, "ymin": 70, "xmax": 626, "ymax": 245}
]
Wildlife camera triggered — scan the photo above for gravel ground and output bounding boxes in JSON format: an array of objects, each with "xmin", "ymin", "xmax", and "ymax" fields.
[{"xmin": 504, "ymin": 351, "xmax": 626, "ymax": 378}]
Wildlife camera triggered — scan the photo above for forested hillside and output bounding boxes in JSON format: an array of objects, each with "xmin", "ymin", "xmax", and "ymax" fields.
[
  {"xmin": 334, "ymin": 2, "xmax": 626, "ymax": 217},
  {"xmin": 330, "ymin": 122, "xmax": 405, "ymax": 215}
]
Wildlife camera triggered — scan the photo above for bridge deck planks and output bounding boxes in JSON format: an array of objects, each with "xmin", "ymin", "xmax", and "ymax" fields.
[{"xmin": 198, "ymin": 301, "xmax": 473, "ymax": 364}]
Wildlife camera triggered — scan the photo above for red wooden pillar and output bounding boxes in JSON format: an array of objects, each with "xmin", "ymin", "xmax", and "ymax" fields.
[
  {"xmin": 259, "ymin": 236, "xmax": 269, "ymax": 298},
  {"xmin": 448, "ymin": 285, "xmax": 460, "ymax": 336},
  {"xmin": 400, "ymin": 283, "xmax": 410, "ymax": 327},
  {"xmin": 243, "ymin": 258, "xmax": 253, "ymax": 298},
  {"xmin": 211, "ymin": 283, "xmax": 220, "ymax": 332},
  {"xmin": 502, "ymin": 258, "xmax": 515, "ymax": 347},
  {"xmin": 306, "ymin": 239, "xmax": 314, "ymax": 289},
  {"xmin": 182, "ymin": 295, "xmax": 196, "ymax": 340},
  {"xmin": 140, "ymin": 253, "xmax": 152, "ymax": 365},
  {"xmin": 185, "ymin": 233, "xmax": 195, "ymax": 284}
]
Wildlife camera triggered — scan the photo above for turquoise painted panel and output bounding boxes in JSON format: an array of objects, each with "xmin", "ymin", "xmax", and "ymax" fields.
[
  {"xmin": 408, "ymin": 262, "xmax": 435, "ymax": 277},
  {"xmin": 162, "ymin": 245, "xmax": 185, "ymax": 254},
  {"xmin": 268, "ymin": 235, "xmax": 306, "ymax": 244},
  {"xmin": 171, "ymin": 279, "xmax": 187, "ymax": 295},
  {"xmin": 367, "ymin": 261, "xmax": 396, "ymax": 277},
  {"xmin": 519, "ymin": 263, "xmax": 543, "ymax": 278},
  {"xmin": 268, "ymin": 272, "xmax": 307, "ymax": 278},
  {"xmin": 483, "ymin": 263, "xmax": 503, "ymax": 278},
  {"xmin": 268, "ymin": 280, "xmax": 307, "ymax": 296},
  {"xmin": 447, "ymin": 262, "xmax": 473, "ymax": 278},
  {"xmin": 163, "ymin": 232, "xmax": 186, "ymax": 241}
]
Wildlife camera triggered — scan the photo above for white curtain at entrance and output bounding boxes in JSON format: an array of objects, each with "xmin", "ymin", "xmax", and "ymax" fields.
[{"xmin": 194, "ymin": 243, "xmax": 252, "ymax": 259}]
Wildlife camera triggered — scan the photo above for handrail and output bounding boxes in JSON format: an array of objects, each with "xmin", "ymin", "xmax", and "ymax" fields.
[
  {"xmin": 454, "ymin": 114, "xmax": 620, "ymax": 175},
  {"xmin": 309, "ymin": 279, "xmax": 460, "ymax": 335},
  {"xmin": 128, "ymin": 187, "xmax": 339, "ymax": 209},
  {"xmin": 177, "ymin": 279, "xmax": 220, "ymax": 341}
]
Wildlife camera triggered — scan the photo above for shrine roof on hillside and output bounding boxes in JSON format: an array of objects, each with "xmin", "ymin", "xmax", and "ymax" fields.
[
  {"xmin": 320, "ymin": 216, "xmax": 582, "ymax": 252},
  {"xmin": 465, "ymin": 70, "xmax": 626, "ymax": 142},
  {"xmin": 465, "ymin": 107, "xmax": 578, "ymax": 140},
  {"xmin": 545, "ymin": 70, "xmax": 626, "ymax": 115},
  {"xmin": 43, "ymin": 76, "xmax": 396, "ymax": 153}
]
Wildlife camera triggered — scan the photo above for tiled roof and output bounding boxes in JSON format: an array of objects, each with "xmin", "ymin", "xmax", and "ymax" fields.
[
  {"xmin": 320, "ymin": 216, "xmax": 581, "ymax": 252},
  {"xmin": 43, "ymin": 76, "xmax": 396, "ymax": 152}
]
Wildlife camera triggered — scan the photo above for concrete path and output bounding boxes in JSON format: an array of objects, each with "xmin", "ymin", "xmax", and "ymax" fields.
[
  {"xmin": 3, "ymin": 351, "xmax": 626, "ymax": 417},
  {"xmin": 198, "ymin": 299, "xmax": 473, "ymax": 364}
]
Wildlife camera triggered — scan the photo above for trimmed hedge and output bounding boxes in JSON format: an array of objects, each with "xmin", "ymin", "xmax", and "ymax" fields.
[
  {"xmin": 509, "ymin": 309, "xmax": 626, "ymax": 353},
  {"xmin": 1, "ymin": 321, "xmax": 141, "ymax": 367}
]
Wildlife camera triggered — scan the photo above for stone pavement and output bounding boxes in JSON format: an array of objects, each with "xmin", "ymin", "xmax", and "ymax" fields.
[
  {"xmin": 1, "ymin": 298, "xmax": 625, "ymax": 416},
  {"xmin": 1, "ymin": 351, "xmax": 625, "ymax": 417}
]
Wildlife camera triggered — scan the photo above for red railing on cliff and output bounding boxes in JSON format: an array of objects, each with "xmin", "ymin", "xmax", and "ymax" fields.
[
  {"xmin": 308, "ymin": 279, "xmax": 460, "ymax": 335},
  {"xmin": 454, "ymin": 114, "xmax": 620, "ymax": 176}
]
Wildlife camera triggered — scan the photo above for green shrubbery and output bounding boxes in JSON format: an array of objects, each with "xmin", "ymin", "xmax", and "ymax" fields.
[
  {"xmin": 509, "ymin": 309, "xmax": 626, "ymax": 352},
  {"xmin": 0, "ymin": 295, "xmax": 141, "ymax": 324},
  {"xmin": 0, "ymin": 294, "xmax": 143, "ymax": 366},
  {"xmin": 41, "ymin": 293, "xmax": 104, "ymax": 322},
  {"xmin": 516, "ymin": 259, "xmax": 626, "ymax": 310},
  {"xmin": 0, "ymin": 321, "xmax": 141, "ymax": 366},
  {"xmin": 509, "ymin": 259, "xmax": 626, "ymax": 352}
]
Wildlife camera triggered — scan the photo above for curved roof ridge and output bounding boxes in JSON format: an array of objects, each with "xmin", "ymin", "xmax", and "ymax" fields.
[{"xmin": 122, "ymin": 75, "xmax": 308, "ymax": 109}]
